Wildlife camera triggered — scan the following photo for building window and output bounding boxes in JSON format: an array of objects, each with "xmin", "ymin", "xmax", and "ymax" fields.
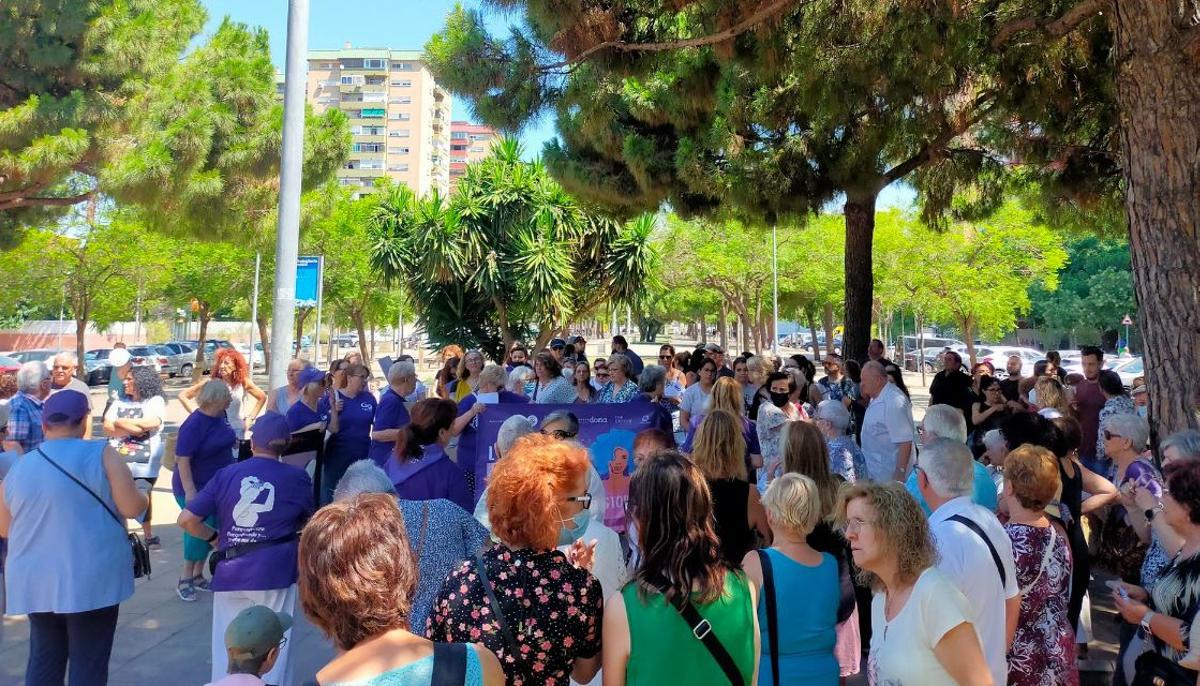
[
  {"xmin": 392, "ymin": 62, "xmax": 415, "ymax": 71},
  {"xmin": 389, "ymin": 96, "xmax": 413, "ymax": 105},
  {"xmin": 451, "ymin": 131, "xmax": 468, "ymax": 140},
  {"xmin": 391, "ymin": 79, "xmax": 413, "ymax": 88},
  {"xmin": 363, "ymin": 58, "xmax": 386, "ymax": 69},
  {"xmin": 388, "ymin": 146, "xmax": 410, "ymax": 155},
  {"xmin": 363, "ymin": 92, "xmax": 386, "ymax": 103},
  {"xmin": 388, "ymin": 129, "xmax": 411, "ymax": 138},
  {"xmin": 352, "ymin": 143, "xmax": 383, "ymax": 153},
  {"xmin": 388, "ymin": 163, "xmax": 410, "ymax": 172},
  {"xmin": 340, "ymin": 75, "xmax": 364, "ymax": 85},
  {"xmin": 469, "ymin": 145, "xmax": 485, "ymax": 152},
  {"xmin": 360, "ymin": 159, "xmax": 384, "ymax": 170},
  {"xmin": 359, "ymin": 108, "xmax": 385, "ymax": 118},
  {"xmin": 451, "ymin": 144, "xmax": 468, "ymax": 151},
  {"xmin": 388, "ymin": 112, "xmax": 412, "ymax": 121},
  {"xmin": 323, "ymin": 62, "xmax": 335, "ymax": 69}
]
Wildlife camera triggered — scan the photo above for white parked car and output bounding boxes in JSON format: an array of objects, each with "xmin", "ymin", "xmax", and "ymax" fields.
[
  {"xmin": 235, "ymin": 342, "xmax": 266, "ymax": 368},
  {"xmin": 1107, "ymin": 356, "xmax": 1144, "ymax": 388},
  {"xmin": 973, "ymin": 346, "xmax": 1046, "ymax": 379}
]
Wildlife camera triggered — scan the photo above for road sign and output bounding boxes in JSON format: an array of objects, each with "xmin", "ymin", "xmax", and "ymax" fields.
[
  {"xmin": 296, "ymin": 256, "xmax": 321, "ymax": 307},
  {"xmin": 1122, "ymin": 314, "xmax": 1133, "ymax": 326}
]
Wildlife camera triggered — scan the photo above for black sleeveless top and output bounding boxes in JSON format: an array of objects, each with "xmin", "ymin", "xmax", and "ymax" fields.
[
  {"xmin": 1058, "ymin": 458, "xmax": 1084, "ymax": 525},
  {"xmin": 707, "ymin": 477, "xmax": 753, "ymax": 567}
]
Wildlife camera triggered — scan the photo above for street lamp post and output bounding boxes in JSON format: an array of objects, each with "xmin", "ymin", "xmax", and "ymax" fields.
[{"xmin": 268, "ymin": 0, "xmax": 309, "ymax": 391}]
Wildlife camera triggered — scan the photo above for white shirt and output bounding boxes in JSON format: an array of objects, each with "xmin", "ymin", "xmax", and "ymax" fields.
[
  {"xmin": 870, "ymin": 566, "xmax": 979, "ymax": 686},
  {"xmin": 680, "ymin": 383, "xmax": 711, "ymax": 418},
  {"xmin": 928, "ymin": 496, "xmax": 1019, "ymax": 686},
  {"xmin": 861, "ymin": 383, "xmax": 914, "ymax": 481}
]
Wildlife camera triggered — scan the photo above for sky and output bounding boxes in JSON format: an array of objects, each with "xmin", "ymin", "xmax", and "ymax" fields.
[{"xmin": 197, "ymin": 0, "xmax": 916, "ymax": 209}]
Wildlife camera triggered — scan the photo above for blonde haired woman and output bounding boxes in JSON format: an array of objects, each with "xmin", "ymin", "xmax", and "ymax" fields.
[
  {"xmin": 692, "ymin": 409, "xmax": 771, "ymax": 565},
  {"xmin": 836, "ymin": 482, "xmax": 992, "ymax": 686},
  {"xmin": 683, "ymin": 376, "xmax": 762, "ymax": 480},
  {"xmin": 743, "ymin": 474, "xmax": 850, "ymax": 685},
  {"xmin": 1033, "ymin": 376, "xmax": 1072, "ymax": 420}
]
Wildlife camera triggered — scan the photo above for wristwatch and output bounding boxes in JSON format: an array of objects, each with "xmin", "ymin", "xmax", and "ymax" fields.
[
  {"xmin": 1145, "ymin": 501, "xmax": 1165, "ymax": 522},
  {"xmin": 1141, "ymin": 609, "xmax": 1156, "ymax": 634}
]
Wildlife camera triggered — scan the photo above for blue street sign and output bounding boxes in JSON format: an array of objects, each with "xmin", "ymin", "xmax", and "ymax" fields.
[{"xmin": 296, "ymin": 256, "xmax": 321, "ymax": 306}]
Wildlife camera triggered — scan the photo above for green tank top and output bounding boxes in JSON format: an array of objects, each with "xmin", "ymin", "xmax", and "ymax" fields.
[{"xmin": 621, "ymin": 570, "xmax": 757, "ymax": 686}]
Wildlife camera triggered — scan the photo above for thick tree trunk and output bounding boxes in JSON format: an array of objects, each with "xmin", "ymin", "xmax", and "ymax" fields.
[
  {"xmin": 823, "ymin": 304, "xmax": 836, "ymax": 357},
  {"xmin": 842, "ymin": 192, "xmax": 878, "ymax": 363},
  {"xmin": 806, "ymin": 308, "xmax": 819, "ymax": 361},
  {"xmin": 193, "ymin": 308, "xmax": 211, "ymax": 384},
  {"xmin": 75, "ymin": 315, "xmax": 88, "ymax": 381},
  {"xmin": 718, "ymin": 304, "xmax": 728, "ymax": 352},
  {"xmin": 1114, "ymin": 2, "xmax": 1200, "ymax": 440}
]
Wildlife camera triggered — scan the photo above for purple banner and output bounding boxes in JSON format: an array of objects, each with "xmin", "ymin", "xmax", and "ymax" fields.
[{"xmin": 473, "ymin": 402, "xmax": 661, "ymax": 532}]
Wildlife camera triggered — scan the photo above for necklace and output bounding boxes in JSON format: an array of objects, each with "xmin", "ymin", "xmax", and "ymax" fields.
[{"xmin": 881, "ymin": 583, "xmax": 915, "ymax": 641}]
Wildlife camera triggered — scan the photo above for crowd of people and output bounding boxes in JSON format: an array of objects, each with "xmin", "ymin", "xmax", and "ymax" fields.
[{"xmin": 1, "ymin": 335, "xmax": 1199, "ymax": 686}]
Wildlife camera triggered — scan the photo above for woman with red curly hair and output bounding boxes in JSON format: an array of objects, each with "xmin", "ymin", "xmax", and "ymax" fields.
[
  {"xmin": 427, "ymin": 438, "xmax": 604, "ymax": 686},
  {"xmin": 180, "ymin": 347, "xmax": 266, "ymax": 441}
]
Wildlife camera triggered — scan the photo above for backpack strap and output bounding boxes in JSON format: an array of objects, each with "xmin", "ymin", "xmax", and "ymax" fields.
[
  {"xmin": 756, "ymin": 550, "xmax": 780, "ymax": 686},
  {"xmin": 654, "ymin": 582, "xmax": 746, "ymax": 686},
  {"xmin": 948, "ymin": 514, "xmax": 1007, "ymax": 587},
  {"xmin": 432, "ymin": 642, "xmax": 468, "ymax": 686}
]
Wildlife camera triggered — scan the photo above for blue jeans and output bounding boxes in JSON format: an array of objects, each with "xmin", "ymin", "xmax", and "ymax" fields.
[{"xmin": 26, "ymin": 604, "xmax": 120, "ymax": 686}]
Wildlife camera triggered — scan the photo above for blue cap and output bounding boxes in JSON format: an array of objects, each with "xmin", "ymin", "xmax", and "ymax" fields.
[
  {"xmin": 297, "ymin": 366, "xmax": 325, "ymax": 387},
  {"xmin": 250, "ymin": 412, "xmax": 292, "ymax": 449},
  {"xmin": 43, "ymin": 390, "xmax": 90, "ymax": 425},
  {"xmin": 549, "ymin": 338, "xmax": 566, "ymax": 350}
]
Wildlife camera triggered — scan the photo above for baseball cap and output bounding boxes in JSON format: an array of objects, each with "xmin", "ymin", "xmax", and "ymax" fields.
[
  {"xmin": 108, "ymin": 348, "xmax": 131, "ymax": 367},
  {"xmin": 224, "ymin": 605, "xmax": 292, "ymax": 662},
  {"xmin": 549, "ymin": 338, "xmax": 566, "ymax": 350},
  {"xmin": 250, "ymin": 412, "xmax": 292, "ymax": 448},
  {"xmin": 296, "ymin": 366, "xmax": 325, "ymax": 387},
  {"xmin": 43, "ymin": 390, "xmax": 90, "ymax": 425},
  {"xmin": 704, "ymin": 343, "xmax": 724, "ymax": 354}
]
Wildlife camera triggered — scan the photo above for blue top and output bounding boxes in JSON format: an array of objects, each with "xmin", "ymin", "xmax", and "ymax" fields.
[
  {"xmin": 285, "ymin": 396, "xmax": 330, "ymax": 433},
  {"xmin": 757, "ymin": 549, "xmax": 840, "ymax": 686},
  {"xmin": 331, "ymin": 389, "xmax": 377, "ymax": 446},
  {"xmin": 398, "ymin": 498, "xmax": 489, "ymax": 631},
  {"xmin": 368, "ymin": 388, "xmax": 410, "ymax": 467},
  {"xmin": 825, "ymin": 435, "xmax": 868, "ymax": 483},
  {"xmin": 905, "ymin": 459, "xmax": 998, "ymax": 515},
  {"xmin": 187, "ymin": 457, "xmax": 314, "ymax": 592},
  {"xmin": 385, "ymin": 444, "xmax": 471, "ymax": 511},
  {"xmin": 4, "ymin": 439, "xmax": 134, "ymax": 614},
  {"xmin": 171, "ymin": 409, "xmax": 237, "ymax": 499},
  {"xmin": 5, "ymin": 392, "xmax": 45, "ymax": 454},
  {"xmin": 325, "ymin": 644, "xmax": 483, "ymax": 686}
]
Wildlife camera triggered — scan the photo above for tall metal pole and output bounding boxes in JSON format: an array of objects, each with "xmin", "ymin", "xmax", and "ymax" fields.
[
  {"xmin": 249, "ymin": 252, "xmax": 261, "ymax": 371},
  {"xmin": 771, "ymin": 224, "xmax": 779, "ymax": 354},
  {"xmin": 313, "ymin": 255, "xmax": 324, "ymax": 368},
  {"xmin": 268, "ymin": 0, "xmax": 309, "ymax": 391}
]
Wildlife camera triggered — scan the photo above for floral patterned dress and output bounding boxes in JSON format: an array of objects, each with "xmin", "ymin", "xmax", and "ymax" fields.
[
  {"xmin": 426, "ymin": 545, "xmax": 603, "ymax": 686},
  {"xmin": 1005, "ymin": 523, "xmax": 1078, "ymax": 686}
]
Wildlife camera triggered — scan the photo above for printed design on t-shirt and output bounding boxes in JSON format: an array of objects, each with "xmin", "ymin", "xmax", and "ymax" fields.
[
  {"xmin": 109, "ymin": 404, "xmax": 151, "ymax": 464},
  {"xmin": 232, "ymin": 475, "xmax": 276, "ymax": 529}
]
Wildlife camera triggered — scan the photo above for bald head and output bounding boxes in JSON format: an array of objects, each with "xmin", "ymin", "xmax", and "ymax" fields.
[{"xmin": 860, "ymin": 361, "xmax": 888, "ymax": 398}]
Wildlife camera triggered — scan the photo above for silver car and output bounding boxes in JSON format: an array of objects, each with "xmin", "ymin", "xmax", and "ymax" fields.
[{"xmin": 156, "ymin": 342, "xmax": 201, "ymax": 377}]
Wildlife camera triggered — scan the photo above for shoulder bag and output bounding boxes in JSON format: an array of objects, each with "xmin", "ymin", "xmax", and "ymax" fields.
[
  {"xmin": 36, "ymin": 448, "xmax": 151, "ymax": 579},
  {"xmin": 755, "ymin": 550, "xmax": 780, "ymax": 686},
  {"xmin": 653, "ymin": 580, "xmax": 746, "ymax": 686},
  {"xmin": 948, "ymin": 513, "xmax": 1007, "ymax": 587},
  {"xmin": 475, "ymin": 552, "xmax": 522, "ymax": 660}
]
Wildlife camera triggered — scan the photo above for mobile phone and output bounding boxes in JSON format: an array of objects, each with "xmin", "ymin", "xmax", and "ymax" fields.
[{"xmin": 1106, "ymin": 580, "xmax": 1130, "ymax": 599}]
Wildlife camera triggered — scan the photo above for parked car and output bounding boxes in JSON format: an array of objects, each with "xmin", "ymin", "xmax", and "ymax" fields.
[
  {"xmin": 235, "ymin": 342, "xmax": 265, "ymax": 368},
  {"xmin": 183, "ymin": 339, "xmax": 234, "ymax": 370},
  {"xmin": 7, "ymin": 349, "xmax": 61, "ymax": 365},
  {"xmin": 331, "ymin": 332, "xmax": 360, "ymax": 348},
  {"xmin": 0, "ymin": 355, "xmax": 21, "ymax": 374},
  {"xmin": 83, "ymin": 349, "xmax": 114, "ymax": 385},
  {"xmin": 970, "ymin": 345, "xmax": 1045, "ymax": 379},
  {"xmin": 126, "ymin": 345, "xmax": 167, "ymax": 376},
  {"xmin": 901, "ymin": 335, "xmax": 965, "ymax": 353},
  {"xmin": 149, "ymin": 343, "xmax": 197, "ymax": 378},
  {"xmin": 1107, "ymin": 356, "xmax": 1144, "ymax": 389}
]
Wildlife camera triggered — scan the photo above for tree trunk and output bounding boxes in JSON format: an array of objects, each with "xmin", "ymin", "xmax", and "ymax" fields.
[
  {"xmin": 1114, "ymin": 2, "xmax": 1200, "ymax": 440},
  {"xmin": 718, "ymin": 304, "xmax": 728, "ymax": 351},
  {"xmin": 806, "ymin": 308, "xmax": 819, "ymax": 361},
  {"xmin": 193, "ymin": 307, "xmax": 211, "ymax": 384},
  {"xmin": 493, "ymin": 297, "xmax": 515, "ymax": 355},
  {"xmin": 700, "ymin": 317, "xmax": 707, "ymax": 344},
  {"xmin": 75, "ymin": 316, "xmax": 88, "ymax": 381},
  {"xmin": 256, "ymin": 315, "xmax": 271, "ymax": 371},
  {"xmin": 842, "ymin": 192, "xmax": 878, "ymax": 363},
  {"xmin": 823, "ymin": 303, "xmax": 836, "ymax": 357},
  {"xmin": 351, "ymin": 312, "xmax": 369, "ymax": 368},
  {"xmin": 962, "ymin": 316, "xmax": 976, "ymax": 369},
  {"xmin": 294, "ymin": 307, "xmax": 313, "ymax": 358}
]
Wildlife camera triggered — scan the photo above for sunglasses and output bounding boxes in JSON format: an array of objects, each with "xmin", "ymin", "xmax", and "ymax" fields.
[
  {"xmin": 659, "ymin": 355, "xmax": 673, "ymax": 360},
  {"xmin": 1104, "ymin": 431, "xmax": 1121, "ymax": 441}
]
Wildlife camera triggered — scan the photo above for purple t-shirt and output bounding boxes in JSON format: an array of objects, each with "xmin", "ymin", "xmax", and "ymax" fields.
[
  {"xmin": 328, "ymin": 389, "xmax": 376, "ymax": 454},
  {"xmin": 187, "ymin": 458, "xmax": 314, "ymax": 591},
  {"xmin": 285, "ymin": 396, "xmax": 330, "ymax": 433},
  {"xmin": 1121, "ymin": 459, "xmax": 1164, "ymax": 499},
  {"xmin": 171, "ymin": 410, "xmax": 237, "ymax": 500},
  {"xmin": 385, "ymin": 443, "xmax": 471, "ymax": 511},
  {"xmin": 368, "ymin": 388, "xmax": 410, "ymax": 467}
]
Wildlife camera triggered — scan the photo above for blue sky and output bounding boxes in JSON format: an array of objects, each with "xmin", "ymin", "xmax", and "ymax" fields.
[{"xmin": 197, "ymin": 0, "xmax": 915, "ymax": 209}]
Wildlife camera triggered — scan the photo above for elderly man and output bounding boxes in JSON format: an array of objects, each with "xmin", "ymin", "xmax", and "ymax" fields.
[
  {"xmin": 859, "ymin": 361, "xmax": 914, "ymax": 481},
  {"xmin": 49, "ymin": 352, "xmax": 93, "ymax": 439},
  {"xmin": 367, "ymin": 360, "xmax": 417, "ymax": 467},
  {"xmin": 3, "ymin": 361, "xmax": 52, "ymax": 454},
  {"xmin": 704, "ymin": 343, "xmax": 734, "ymax": 378},
  {"xmin": 904, "ymin": 404, "xmax": 999, "ymax": 514},
  {"xmin": 915, "ymin": 438, "xmax": 1020, "ymax": 686}
]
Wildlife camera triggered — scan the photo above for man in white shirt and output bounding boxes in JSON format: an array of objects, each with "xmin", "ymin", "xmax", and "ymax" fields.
[
  {"xmin": 859, "ymin": 361, "xmax": 914, "ymax": 481},
  {"xmin": 49, "ymin": 352, "xmax": 93, "ymax": 438},
  {"xmin": 917, "ymin": 437, "xmax": 1020, "ymax": 686}
]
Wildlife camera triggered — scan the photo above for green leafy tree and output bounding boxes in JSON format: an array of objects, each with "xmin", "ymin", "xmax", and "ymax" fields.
[
  {"xmin": 1028, "ymin": 236, "xmax": 1136, "ymax": 348},
  {"xmin": 370, "ymin": 139, "xmax": 657, "ymax": 359}
]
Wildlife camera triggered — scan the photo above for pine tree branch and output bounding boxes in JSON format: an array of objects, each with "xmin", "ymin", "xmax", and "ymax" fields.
[
  {"xmin": 540, "ymin": 0, "xmax": 802, "ymax": 71},
  {"xmin": 881, "ymin": 93, "xmax": 999, "ymax": 187},
  {"xmin": 0, "ymin": 190, "xmax": 96, "ymax": 211},
  {"xmin": 991, "ymin": 0, "xmax": 1111, "ymax": 50}
]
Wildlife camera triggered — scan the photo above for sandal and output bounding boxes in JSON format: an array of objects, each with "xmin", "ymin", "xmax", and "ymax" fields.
[
  {"xmin": 191, "ymin": 575, "xmax": 212, "ymax": 592},
  {"xmin": 176, "ymin": 579, "xmax": 196, "ymax": 602},
  {"xmin": 145, "ymin": 536, "xmax": 161, "ymax": 549}
]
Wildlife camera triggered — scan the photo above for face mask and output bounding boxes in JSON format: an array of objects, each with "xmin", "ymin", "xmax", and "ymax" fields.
[
  {"xmin": 557, "ymin": 509, "xmax": 590, "ymax": 547},
  {"xmin": 769, "ymin": 391, "xmax": 790, "ymax": 408},
  {"xmin": 1137, "ymin": 405, "xmax": 1148, "ymax": 418}
]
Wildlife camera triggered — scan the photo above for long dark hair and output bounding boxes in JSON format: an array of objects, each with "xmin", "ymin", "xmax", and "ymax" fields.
[
  {"xmin": 883, "ymin": 363, "xmax": 910, "ymax": 399},
  {"xmin": 629, "ymin": 450, "xmax": 729, "ymax": 604},
  {"xmin": 394, "ymin": 398, "xmax": 456, "ymax": 461}
]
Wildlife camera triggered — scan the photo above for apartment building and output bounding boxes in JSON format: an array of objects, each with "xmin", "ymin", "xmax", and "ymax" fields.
[
  {"xmin": 449, "ymin": 121, "xmax": 500, "ymax": 189},
  {"xmin": 305, "ymin": 47, "xmax": 451, "ymax": 198}
]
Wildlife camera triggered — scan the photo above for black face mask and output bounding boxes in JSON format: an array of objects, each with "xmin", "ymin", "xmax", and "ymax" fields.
[{"xmin": 769, "ymin": 391, "xmax": 791, "ymax": 408}]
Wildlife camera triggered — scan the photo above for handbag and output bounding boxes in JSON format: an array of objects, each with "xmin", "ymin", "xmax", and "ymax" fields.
[
  {"xmin": 1097, "ymin": 505, "xmax": 1149, "ymax": 583},
  {"xmin": 1132, "ymin": 651, "xmax": 1198, "ymax": 686},
  {"xmin": 36, "ymin": 448, "xmax": 152, "ymax": 579}
]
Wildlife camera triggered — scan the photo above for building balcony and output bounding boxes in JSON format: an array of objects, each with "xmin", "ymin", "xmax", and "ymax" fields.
[{"xmin": 337, "ymin": 167, "xmax": 385, "ymax": 178}]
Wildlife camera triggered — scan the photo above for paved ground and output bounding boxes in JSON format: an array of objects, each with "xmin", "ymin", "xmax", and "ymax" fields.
[{"xmin": 0, "ymin": 343, "xmax": 1122, "ymax": 684}]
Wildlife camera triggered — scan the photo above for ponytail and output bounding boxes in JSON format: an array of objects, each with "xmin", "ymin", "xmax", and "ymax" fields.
[{"xmin": 393, "ymin": 425, "xmax": 422, "ymax": 462}]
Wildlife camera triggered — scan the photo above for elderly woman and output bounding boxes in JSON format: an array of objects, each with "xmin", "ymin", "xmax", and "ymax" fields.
[
  {"xmin": 428, "ymin": 439, "xmax": 604, "ymax": 686},
  {"xmin": 1096, "ymin": 368, "xmax": 1137, "ymax": 467},
  {"xmin": 634, "ymin": 364, "xmax": 678, "ymax": 439},
  {"xmin": 1162, "ymin": 429, "xmax": 1200, "ymax": 464},
  {"xmin": 321, "ymin": 362, "xmax": 378, "ymax": 505},
  {"xmin": 178, "ymin": 412, "xmax": 315, "ymax": 686},
  {"xmin": 597, "ymin": 352, "xmax": 640, "ymax": 403},
  {"xmin": 1002, "ymin": 445, "xmax": 1077, "ymax": 686},
  {"xmin": 679, "ymin": 357, "xmax": 716, "ymax": 427},
  {"xmin": 1099, "ymin": 414, "xmax": 1159, "ymax": 583},
  {"xmin": 1112, "ymin": 458, "xmax": 1200, "ymax": 684},
  {"xmin": 368, "ymin": 360, "xmax": 418, "ymax": 467},
  {"xmin": 813, "ymin": 400, "xmax": 867, "ymax": 482},
  {"xmin": 285, "ymin": 366, "xmax": 340, "ymax": 435},
  {"xmin": 172, "ymin": 380, "xmax": 237, "ymax": 602},
  {"xmin": 693, "ymin": 409, "xmax": 771, "ymax": 565},
  {"xmin": 603, "ymin": 450, "xmax": 759, "ymax": 686},
  {"xmin": 448, "ymin": 349, "xmax": 486, "ymax": 403},
  {"xmin": 454, "ymin": 364, "xmax": 527, "ymax": 500},
  {"xmin": 103, "ymin": 365, "xmax": 167, "ymax": 546},
  {"xmin": 530, "ymin": 351, "xmax": 576, "ymax": 404},
  {"xmin": 508, "ymin": 363, "xmax": 535, "ymax": 399},
  {"xmin": 836, "ymin": 482, "xmax": 993, "ymax": 686},
  {"xmin": 300, "ymin": 492, "xmax": 504, "ymax": 686},
  {"xmin": 331, "ymin": 460, "xmax": 490, "ymax": 635},
  {"xmin": 0, "ymin": 390, "xmax": 147, "ymax": 684},
  {"xmin": 268, "ymin": 358, "xmax": 309, "ymax": 414},
  {"xmin": 180, "ymin": 348, "xmax": 266, "ymax": 440},
  {"xmin": 659, "ymin": 344, "xmax": 686, "ymax": 403},
  {"xmin": 742, "ymin": 473, "xmax": 850, "ymax": 685}
]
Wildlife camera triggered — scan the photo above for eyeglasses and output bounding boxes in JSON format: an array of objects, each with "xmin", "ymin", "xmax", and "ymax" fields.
[
  {"xmin": 564, "ymin": 493, "xmax": 592, "ymax": 509},
  {"xmin": 1104, "ymin": 431, "xmax": 1120, "ymax": 441},
  {"xmin": 842, "ymin": 517, "xmax": 876, "ymax": 534},
  {"xmin": 541, "ymin": 428, "xmax": 578, "ymax": 439},
  {"xmin": 659, "ymin": 355, "xmax": 672, "ymax": 360}
]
